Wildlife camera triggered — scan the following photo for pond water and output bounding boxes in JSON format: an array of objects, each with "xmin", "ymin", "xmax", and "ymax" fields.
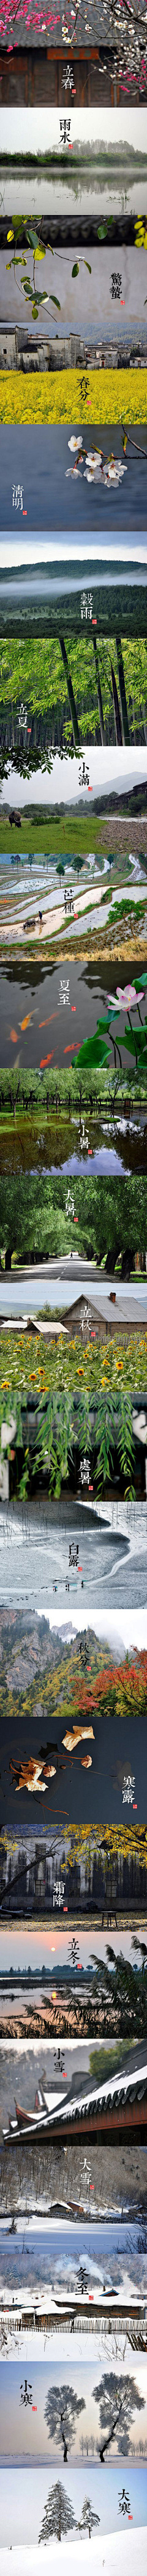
[
  {"xmin": 1, "ymin": 1111, "xmax": 146, "ymax": 1176},
  {"xmin": 46, "ymin": 1142, "xmax": 128, "ymax": 1174},
  {"xmin": 0, "ymin": 955, "xmax": 146, "ymax": 1068}
]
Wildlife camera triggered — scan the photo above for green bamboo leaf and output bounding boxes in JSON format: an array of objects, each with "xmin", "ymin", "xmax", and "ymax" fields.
[
  {"xmin": 84, "ymin": 261, "xmax": 91, "ymax": 273},
  {"xmin": 72, "ymin": 261, "xmax": 80, "ymax": 277}
]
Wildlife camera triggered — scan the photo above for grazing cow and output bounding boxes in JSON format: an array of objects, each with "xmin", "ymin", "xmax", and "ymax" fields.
[{"xmin": 9, "ymin": 810, "xmax": 21, "ymax": 830}]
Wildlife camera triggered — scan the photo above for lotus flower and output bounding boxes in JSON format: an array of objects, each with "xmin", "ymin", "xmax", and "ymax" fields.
[{"xmin": 107, "ymin": 983, "xmax": 144, "ymax": 1011}]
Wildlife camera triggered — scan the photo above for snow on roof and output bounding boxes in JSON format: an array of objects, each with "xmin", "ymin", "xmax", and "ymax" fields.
[
  {"xmin": 6, "ymin": 2060, "xmax": 147, "ymax": 2141},
  {"xmin": 43, "ymin": 2062, "xmax": 147, "ymax": 2120}
]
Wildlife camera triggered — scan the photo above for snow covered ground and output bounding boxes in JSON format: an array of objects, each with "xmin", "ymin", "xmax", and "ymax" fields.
[{"xmin": 0, "ymin": 2528, "xmax": 146, "ymax": 2572}]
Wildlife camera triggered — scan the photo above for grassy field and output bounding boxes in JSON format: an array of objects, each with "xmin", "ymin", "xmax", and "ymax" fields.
[
  {"xmin": 0, "ymin": 816, "xmax": 115, "ymax": 859},
  {"xmin": 1, "ymin": 814, "xmax": 147, "ymax": 857}
]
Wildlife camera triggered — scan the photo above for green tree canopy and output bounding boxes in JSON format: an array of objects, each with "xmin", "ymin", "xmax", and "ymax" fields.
[
  {"xmin": 0, "ymin": 635, "xmax": 146, "ymax": 744},
  {"xmin": 1, "ymin": 1173, "xmax": 147, "ymax": 1264}
]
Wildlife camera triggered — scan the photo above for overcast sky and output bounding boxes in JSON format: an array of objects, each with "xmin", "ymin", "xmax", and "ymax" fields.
[
  {"xmin": 1, "ymin": 749, "xmax": 147, "ymax": 804},
  {"xmin": 1, "ymin": 539, "xmax": 147, "ymax": 566},
  {"xmin": 1, "ymin": 106, "xmax": 147, "ymax": 150}
]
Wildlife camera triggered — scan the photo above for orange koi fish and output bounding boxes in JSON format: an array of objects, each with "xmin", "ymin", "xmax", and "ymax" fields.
[
  {"xmin": 39, "ymin": 1012, "xmax": 59, "ymax": 1028},
  {"xmin": 20, "ymin": 1014, "xmax": 33, "ymax": 1032},
  {"xmin": 40, "ymin": 1053, "xmax": 54, "ymax": 1068}
]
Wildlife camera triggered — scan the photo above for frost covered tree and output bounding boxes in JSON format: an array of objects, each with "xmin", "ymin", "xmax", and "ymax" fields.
[
  {"xmin": 44, "ymin": 2382, "xmax": 86, "ymax": 2458},
  {"xmin": 92, "ymin": 2373, "xmax": 145, "ymax": 2459},
  {"xmin": 39, "ymin": 2479, "xmax": 76, "ymax": 2542},
  {"xmin": 78, "ymin": 2495, "xmax": 100, "ymax": 2538}
]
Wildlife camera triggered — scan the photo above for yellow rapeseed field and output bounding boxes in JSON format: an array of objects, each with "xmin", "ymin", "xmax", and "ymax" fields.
[{"xmin": 1, "ymin": 369, "xmax": 147, "ymax": 422}]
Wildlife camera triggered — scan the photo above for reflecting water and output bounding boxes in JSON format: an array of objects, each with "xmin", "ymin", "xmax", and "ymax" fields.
[{"xmin": 47, "ymin": 1145, "xmax": 128, "ymax": 1174}]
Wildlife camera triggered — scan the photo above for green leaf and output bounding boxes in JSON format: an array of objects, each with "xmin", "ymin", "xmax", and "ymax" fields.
[
  {"xmin": 84, "ymin": 261, "xmax": 91, "ymax": 273},
  {"xmin": 72, "ymin": 261, "xmax": 80, "ymax": 277},
  {"xmin": 31, "ymin": 290, "xmax": 49, "ymax": 308},
  {"xmin": 49, "ymin": 294, "xmax": 61, "ymax": 309},
  {"xmin": 26, "ymin": 226, "xmax": 42, "ymax": 248}
]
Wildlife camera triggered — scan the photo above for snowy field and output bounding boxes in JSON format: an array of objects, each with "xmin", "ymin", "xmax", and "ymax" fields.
[{"xmin": 0, "ymin": 2523, "xmax": 146, "ymax": 2572}]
